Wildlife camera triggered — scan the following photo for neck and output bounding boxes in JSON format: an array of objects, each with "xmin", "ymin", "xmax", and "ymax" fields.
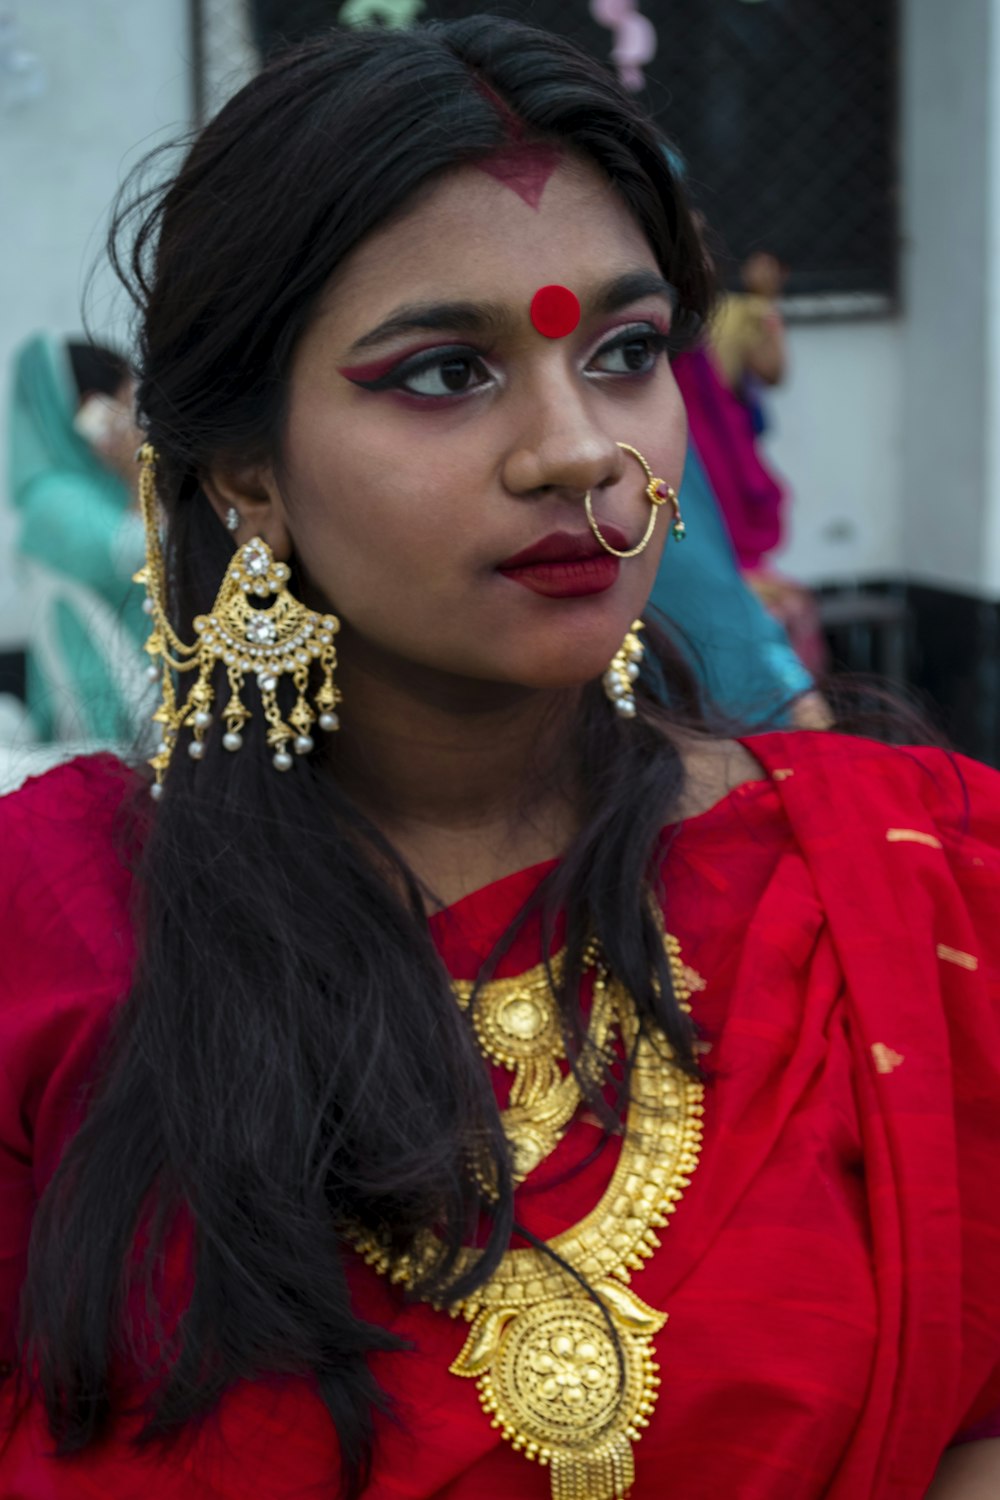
[{"xmin": 328, "ymin": 634, "xmax": 584, "ymax": 904}]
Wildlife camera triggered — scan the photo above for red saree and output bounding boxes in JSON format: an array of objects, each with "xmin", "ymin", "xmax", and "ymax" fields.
[{"xmin": 1, "ymin": 732, "xmax": 999, "ymax": 1497}]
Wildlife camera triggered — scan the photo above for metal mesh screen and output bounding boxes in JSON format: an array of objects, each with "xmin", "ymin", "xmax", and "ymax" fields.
[
  {"xmin": 193, "ymin": 0, "xmax": 898, "ymax": 313},
  {"xmin": 647, "ymin": 0, "xmax": 899, "ymax": 311}
]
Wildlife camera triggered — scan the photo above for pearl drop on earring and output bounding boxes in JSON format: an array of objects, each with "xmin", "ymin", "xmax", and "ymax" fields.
[{"xmin": 603, "ymin": 622, "xmax": 645, "ymax": 718}]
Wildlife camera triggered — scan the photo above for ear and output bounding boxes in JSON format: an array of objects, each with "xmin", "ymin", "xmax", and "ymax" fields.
[{"xmin": 201, "ymin": 458, "xmax": 293, "ymax": 560}]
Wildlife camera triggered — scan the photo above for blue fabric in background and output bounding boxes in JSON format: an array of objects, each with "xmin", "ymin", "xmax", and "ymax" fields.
[{"xmin": 650, "ymin": 446, "xmax": 812, "ymax": 726}]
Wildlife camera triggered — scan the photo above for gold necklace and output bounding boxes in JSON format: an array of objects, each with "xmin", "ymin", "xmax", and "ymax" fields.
[
  {"xmin": 353, "ymin": 939, "xmax": 705, "ymax": 1500},
  {"xmin": 451, "ymin": 945, "xmax": 615, "ymax": 1182}
]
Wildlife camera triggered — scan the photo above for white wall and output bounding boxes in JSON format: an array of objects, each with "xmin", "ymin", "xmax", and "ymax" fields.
[
  {"xmin": 0, "ymin": 0, "xmax": 190, "ymax": 646},
  {"xmin": 900, "ymin": 0, "xmax": 993, "ymax": 594},
  {"xmin": 765, "ymin": 320, "xmax": 904, "ymax": 584},
  {"xmin": 763, "ymin": 0, "xmax": 999, "ymax": 598}
]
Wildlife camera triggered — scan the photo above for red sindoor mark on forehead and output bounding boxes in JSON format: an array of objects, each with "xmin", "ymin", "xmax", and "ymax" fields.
[
  {"xmin": 530, "ymin": 285, "xmax": 581, "ymax": 339},
  {"xmin": 474, "ymin": 142, "xmax": 564, "ymax": 211}
]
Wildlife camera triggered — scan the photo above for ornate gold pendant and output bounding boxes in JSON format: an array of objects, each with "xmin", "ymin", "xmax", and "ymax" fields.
[{"xmin": 451, "ymin": 1280, "xmax": 664, "ymax": 1500}]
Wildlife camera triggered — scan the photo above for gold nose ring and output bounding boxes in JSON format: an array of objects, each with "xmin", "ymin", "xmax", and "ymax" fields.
[{"xmin": 584, "ymin": 442, "xmax": 684, "ymax": 558}]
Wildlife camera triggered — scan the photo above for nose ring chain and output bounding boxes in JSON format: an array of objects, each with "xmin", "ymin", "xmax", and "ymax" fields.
[{"xmin": 584, "ymin": 442, "xmax": 684, "ymax": 559}]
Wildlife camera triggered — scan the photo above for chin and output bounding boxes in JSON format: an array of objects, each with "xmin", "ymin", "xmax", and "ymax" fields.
[{"xmin": 496, "ymin": 650, "xmax": 627, "ymax": 694}]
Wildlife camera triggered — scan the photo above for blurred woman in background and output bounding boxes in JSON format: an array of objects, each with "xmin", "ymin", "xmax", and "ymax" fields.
[{"xmin": 7, "ymin": 333, "xmax": 146, "ymax": 742}]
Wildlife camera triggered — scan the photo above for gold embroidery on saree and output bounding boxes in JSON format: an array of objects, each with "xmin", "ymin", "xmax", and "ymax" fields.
[
  {"xmin": 885, "ymin": 828, "xmax": 943, "ymax": 850},
  {"xmin": 936, "ymin": 943, "xmax": 979, "ymax": 971},
  {"xmin": 871, "ymin": 1042, "xmax": 905, "ymax": 1074}
]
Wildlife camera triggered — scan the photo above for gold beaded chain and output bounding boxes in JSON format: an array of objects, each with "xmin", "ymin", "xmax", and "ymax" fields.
[{"xmin": 352, "ymin": 936, "xmax": 705, "ymax": 1500}]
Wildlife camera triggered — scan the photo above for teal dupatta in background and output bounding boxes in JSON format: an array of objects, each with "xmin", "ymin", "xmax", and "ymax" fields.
[{"xmin": 7, "ymin": 334, "xmax": 146, "ymax": 742}]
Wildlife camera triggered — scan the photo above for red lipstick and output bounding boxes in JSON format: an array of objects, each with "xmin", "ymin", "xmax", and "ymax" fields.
[{"xmin": 497, "ymin": 528, "xmax": 629, "ymax": 599}]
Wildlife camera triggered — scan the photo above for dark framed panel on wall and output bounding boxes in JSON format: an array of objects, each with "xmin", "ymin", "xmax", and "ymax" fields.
[{"xmin": 195, "ymin": 0, "xmax": 900, "ymax": 318}]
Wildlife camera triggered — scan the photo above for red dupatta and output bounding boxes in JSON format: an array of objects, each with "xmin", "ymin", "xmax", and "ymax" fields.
[{"xmin": 742, "ymin": 733, "xmax": 1000, "ymax": 1495}]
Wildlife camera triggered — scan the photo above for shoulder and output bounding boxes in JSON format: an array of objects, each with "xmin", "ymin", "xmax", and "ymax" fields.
[
  {"xmin": 0, "ymin": 757, "xmax": 143, "ymax": 1267},
  {"xmin": 744, "ymin": 728, "xmax": 994, "ymax": 799},
  {"xmin": 669, "ymin": 732, "xmax": 770, "ymax": 821},
  {"xmin": 0, "ymin": 754, "xmax": 142, "ymax": 1005},
  {"xmin": 0, "ymin": 750, "xmax": 140, "ymax": 868},
  {"xmin": 743, "ymin": 729, "xmax": 1000, "ymax": 861}
]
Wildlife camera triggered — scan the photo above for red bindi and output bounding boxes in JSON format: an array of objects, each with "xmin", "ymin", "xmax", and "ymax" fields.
[{"xmin": 530, "ymin": 285, "xmax": 581, "ymax": 339}]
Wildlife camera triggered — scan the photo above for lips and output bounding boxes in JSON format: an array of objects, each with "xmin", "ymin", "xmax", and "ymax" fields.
[
  {"xmin": 498, "ymin": 526, "xmax": 631, "ymax": 569},
  {"xmin": 497, "ymin": 527, "xmax": 629, "ymax": 600}
]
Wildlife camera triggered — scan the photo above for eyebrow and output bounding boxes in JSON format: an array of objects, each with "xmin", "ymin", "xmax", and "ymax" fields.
[
  {"xmin": 344, "ymin": 300, "xmax": 512, "ymax": 354},
  {"xmin": 591, "ymin": 270, "xmax": 678, "ymax": 316},
  {"xmin": 343, "ymin": 269, "xmax": 677, "ymax": 355}
]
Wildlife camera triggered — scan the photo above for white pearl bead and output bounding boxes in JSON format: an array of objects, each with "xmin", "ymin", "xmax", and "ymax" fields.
[
  {"xmin": 626, "ymin": 662, "xmax": 640, "ymax": 680},
  {"xmin": 146, "ymin": 664, "xmax": 160, "ymax": 681},
  {"xmin": 156, "ymin": 740, "xmax": 169, "ymax": 756},
  {"xmin": 259, "ymin": 675, "xmax": 277, "ymax": 693},
  {"xmin": 193, "ymin": 710, "xmax": 212, "ymax": 730},
  {"xmin": 150, "ymin": 782, "xmax": 163, "ymax": 801},
  {"xmin": 294, "ymin": 735, "xmax": 314, "ymax": 755},
  {"xmin": 318, "ymin": 712, "xmax": 339, "ymax": 732},
  {"xmin": 142, "ymin": 596, "xmax": 154, "ymax": 615},
  {"xmin": 188, "ymin": 739, "xmax": 205, "ymax": 760},
  {"xmin": 273, "ymin": 749, "xmax": 293, "ymax": 771},
  {"xmin": 619, "ymin": 700, "xmax": 636, "ymax": 718},
  {"xmin": 222, "ymin": 731, "xmax": 243, "ymax": 752}
]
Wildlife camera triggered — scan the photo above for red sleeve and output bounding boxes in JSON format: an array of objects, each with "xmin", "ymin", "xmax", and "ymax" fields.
[{"xmin": 0, "ymin": 756, "xmax": 137, "ymax": 1367}]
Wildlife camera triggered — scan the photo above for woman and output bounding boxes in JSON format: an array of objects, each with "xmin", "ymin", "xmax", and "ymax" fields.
[
  {"xmin": 1, "ymin": 20, "xmax": 998, "ymax": 1499},
  {"xmin": 8, "ymin": 334, "xmax": 146, "ymax": 741}
]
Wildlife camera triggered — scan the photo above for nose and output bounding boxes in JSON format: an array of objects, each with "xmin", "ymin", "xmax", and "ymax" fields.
[{"xmin": 501, "ymin": 381, "xmax": 623, "ymax": 504}]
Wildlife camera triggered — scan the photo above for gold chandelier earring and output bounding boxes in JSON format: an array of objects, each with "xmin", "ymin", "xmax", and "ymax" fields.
[
  {"xmin": 133, "ymin": 444, "xmax": 342, "ymax": 798},
  {"xmin": 585, "ymin": 442, "xmax": 685, "ymax": 559}
]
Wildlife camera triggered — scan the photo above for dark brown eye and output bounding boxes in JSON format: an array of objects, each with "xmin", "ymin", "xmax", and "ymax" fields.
[
  {"xmin": 592, "ymin": 330, "xmax": 667, "ymax": 376},
  {"xmin": 439, "ymin": 357, "xmax": 475, "ymax": 391},
  {"xmin": 400, "ymin": 353, "xmax": 488, "ymax": 397},
  {"xmin": 621, "ymin": 338, "xmax": 654, "ymax": 371}
]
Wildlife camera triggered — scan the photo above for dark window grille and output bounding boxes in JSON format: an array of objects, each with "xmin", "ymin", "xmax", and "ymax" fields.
[
  {"xmin": 193, "ymin": 0, "xmax": 899, "ymax": 314},
  {"xmin": 643, "ymin": 0, "xmax": 899, "ymax": 311}
]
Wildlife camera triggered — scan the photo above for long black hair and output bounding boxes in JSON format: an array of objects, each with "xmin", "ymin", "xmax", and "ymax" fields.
[{"xmin": 20, "ymin": 17, "xmax": 722, "ymax": 1496}]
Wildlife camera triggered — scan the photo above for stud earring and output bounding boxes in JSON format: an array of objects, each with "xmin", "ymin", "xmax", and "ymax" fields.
[
  {"xmin": 225, "ymin": 506, "xmax": 240, "ymax": 533},
  {"xmin": 134, "ymin": 444, "xmax": 342, "ymax": 798},
  {"xmin": 603, "ymin": 620, "xmax": 644, "ymax": 717}
]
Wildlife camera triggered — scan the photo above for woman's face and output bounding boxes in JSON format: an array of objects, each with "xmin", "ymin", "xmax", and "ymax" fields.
[{"xmin": 274, "ymin": 155, "xmax": 687, "ymax": 693}]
